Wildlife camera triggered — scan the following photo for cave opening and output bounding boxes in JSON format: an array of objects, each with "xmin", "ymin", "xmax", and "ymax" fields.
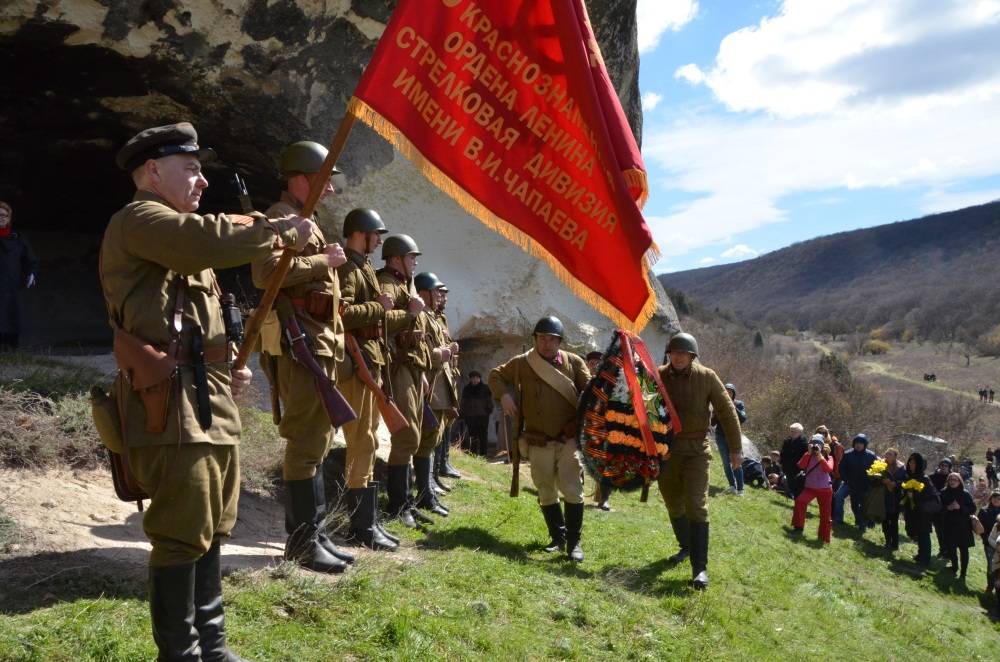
[{"xmin": 2, "ymin": 21, "xmax": 282, "ymax": 349}]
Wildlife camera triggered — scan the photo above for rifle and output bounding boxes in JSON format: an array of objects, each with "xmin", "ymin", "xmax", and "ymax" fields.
[
  {"xmin": 231, "ymin": 172, "xmax": 253, "ymax": 214},
  {"xmin": 280, "ymin": 298, "xmax": 356, "ymax": 428},
  {"xmin": 509, "ymin": 381, "xmax": 524, "ymax": 497},
  {"xmin": 344, "ymin": 332, "xmax": 407, "ymax": 433}
]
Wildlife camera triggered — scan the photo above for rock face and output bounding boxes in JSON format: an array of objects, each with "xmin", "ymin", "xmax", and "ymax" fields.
[{"xmin": 0, "ymin": 1, "xmax": 678, "ymax": 369}]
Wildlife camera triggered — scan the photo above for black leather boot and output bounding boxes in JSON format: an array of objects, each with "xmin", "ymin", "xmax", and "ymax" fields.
[
  {"xmin": 284, "ymin": 478, "xmax": 349, "ymax": 574},
  {"xmin": 690, "ymin": 521, "xmax": 709, "ymax": 590},
  {"xmin": 313, "ymin": 472, "xmax": 355, "ymax": 564},
  {"xmin": 564, "ymin": 502, "xmax": 584, "ymax": 562},
  {"xmin": 387, "ymin": 465, "xmax": 418, "ymax": 528},
  {"xmin": 347, "ymin": 486, "xmax": 397, "ymax": 551},
  {"xmin": 369, "ymin": 481, "xmax": 400, "ymax": 543},
  {"xmin": 194, "ymin": 542, "xmax": 247, "ymax": 662},
  {"xmin": 540, "ymin": 503, "xmax": 567, "ymax": 553},
  {"xmin": 666, "ymin": 516, "xmax": 690, "ymax": 565},
  {"xmin": 414, "ymin": 456, "xmax": 449, "ymax": 516},
  {"xmin": 432, "ymin": 446, "xmax": 452, "ymax": 493},
  {"xmin": 149, "ymin": 562, "xmax": 201, "ymax": 661},
  {"xmin": 441, "ymin": 439, "xmax": 461, "ymax": 478}
]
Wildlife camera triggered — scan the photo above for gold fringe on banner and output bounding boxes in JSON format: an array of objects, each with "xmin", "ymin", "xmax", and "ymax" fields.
[
  {"xmin": 347, "ymin": 96, "xmax": 658, "ymax": 333},
  {"xmin": 622, "ymin": 168, "xmax": 650, "ymax": 210}
]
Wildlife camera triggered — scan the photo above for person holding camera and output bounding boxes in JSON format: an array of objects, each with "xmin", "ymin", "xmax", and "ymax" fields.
[{"xmin": 790, "ymin": 434, "xmax": 835, "ymax": 543}]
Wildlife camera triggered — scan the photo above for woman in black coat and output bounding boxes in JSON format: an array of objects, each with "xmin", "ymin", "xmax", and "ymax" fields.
[
  {"xmin": 976, "ymin": 490, "xmax": 1000, "ymax": 592},
  {"xmin": 939, "ymin": 472, "xmax": 977, "ymax": 580},
  {"xmin": 901, "ymin": 452, "xmax": 940, "ymax": 568}
]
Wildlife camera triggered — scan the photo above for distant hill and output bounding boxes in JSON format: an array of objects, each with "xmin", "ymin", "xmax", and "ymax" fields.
[{"xmin": 659, "ymin": 201, "xmax": 1000, "ymax": 343}]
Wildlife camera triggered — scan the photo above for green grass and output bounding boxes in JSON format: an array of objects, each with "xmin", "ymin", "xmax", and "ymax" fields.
[
  {"xmin": 1, "ymin": 456, "xmax": 997, "ymax": 660},
  {"xmin": 0, "ymin": 352, "xmax": 105, "ymax": 399}
]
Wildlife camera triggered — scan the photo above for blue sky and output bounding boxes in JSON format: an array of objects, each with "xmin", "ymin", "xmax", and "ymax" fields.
[{"xmin": 635, "ymin": 0, "xmax": 1000, "ymax": 273}]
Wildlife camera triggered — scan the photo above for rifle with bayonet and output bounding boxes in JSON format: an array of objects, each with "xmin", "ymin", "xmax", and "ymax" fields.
[{"xmin": 232, "ymin": 170, "xmax": 283, "ymax": 422}]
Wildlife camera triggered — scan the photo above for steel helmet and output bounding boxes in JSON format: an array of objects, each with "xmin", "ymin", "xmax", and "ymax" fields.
[
  {"xmin": 381, "ymin": 233, "xmax": 421, "ymax": 260},
  {"xmin": 667, "ymin": 332, "xmax": 699, "ymax": 357},
  {"xmin": 414, "ymin": 272, "xmax": 444, "ymax": 292},
  {"xmin": 533, "ymin": 316, "xmax": 564, "ymax": 338},
  {"xmin": 280, "ymin": 140, "xmax": 341, "ymax": 176},
  {"xmin": 343, "ymin": 208, "xmax": 388, "ymax": 236}
]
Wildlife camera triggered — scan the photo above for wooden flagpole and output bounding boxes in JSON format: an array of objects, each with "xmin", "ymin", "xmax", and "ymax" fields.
[{"xmin": 234, "ymin": 111, "xmax": 358, "ymax": 370}]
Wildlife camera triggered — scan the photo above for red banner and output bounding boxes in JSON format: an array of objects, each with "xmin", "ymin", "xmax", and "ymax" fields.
[{"xmin": 349, "ymin": 0, "xmax": 657, "ymax": 330}]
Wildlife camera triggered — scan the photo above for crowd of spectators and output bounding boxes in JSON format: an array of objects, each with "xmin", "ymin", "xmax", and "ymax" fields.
[{"xmin": 757, "ymin": 423, "xmax": 1000, "ymax": 604}]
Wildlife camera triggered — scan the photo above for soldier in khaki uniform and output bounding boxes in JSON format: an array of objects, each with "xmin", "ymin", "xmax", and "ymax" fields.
[
  {"xmin": 337, "ymin": 208, "xmax": 398, "ymax": 551},
  {"xmin": 377, "ymin": 235, "xmax": 445, "ymax": 527},
  {"xmin": 432, "ymin": 282, "xmax": 463, "ymax": 482},
  {"xmin": 251, "ymin": 141, "xmax": 354, "ymax": 574},
  {"xmin": 412, "ymin": 272, "xmax": 460, "ymax": 516},
  {"xmin": 102, "ymin": 123, "xmax": 314, "ymax": 661},
  {"xmin": 657, "ymin": 332, "xmax": 743, "ymax": 590},
  {"xmin": 489, "ymin": 316, "xmax": 591, "ymax": 562}
]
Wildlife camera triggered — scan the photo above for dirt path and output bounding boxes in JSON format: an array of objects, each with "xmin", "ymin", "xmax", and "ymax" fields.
[
  {"xmin": 0, "ymin": 468, "xmax": 288, "ymax": 572},
  {"xmin": 854, "ymin": 359, "xmax": 1000, "ymax": 406}
]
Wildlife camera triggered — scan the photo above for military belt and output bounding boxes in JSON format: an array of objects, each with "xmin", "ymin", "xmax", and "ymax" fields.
[{"xmin": 162, "ymin": 344, "xmax": 230, "ymax": 365}]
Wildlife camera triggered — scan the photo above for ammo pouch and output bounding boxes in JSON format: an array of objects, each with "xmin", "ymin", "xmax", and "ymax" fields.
[
  {"xmin": 394, "ymin": 329, "xmax": 426, "ymax": 353},
  {"xmin": 304, "ymin": 290, "xmax": 336, "ymax": 321},
  {"xmin": 112, "ymin": 327, "xmax": 177, "ymax": 434},
  {"xmin": 90, "ymin": 383, "xmax": 124, "ymax": 454}
]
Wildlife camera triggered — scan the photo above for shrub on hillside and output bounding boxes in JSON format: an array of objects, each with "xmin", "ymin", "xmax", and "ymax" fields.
[
  {"xmin": 0, "ymin": 388, "xmax": 106, "ymax": 469},
  {"xmin": 862, "ymin": 339, "xmax": 891, "ymax": 355},
  {"xmin": 977, "ymin": 323, "xmax": 1000, "ymax": 357}
]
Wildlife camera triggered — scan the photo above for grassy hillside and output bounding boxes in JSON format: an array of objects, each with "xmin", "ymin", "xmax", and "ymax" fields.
[
  {"xmin": 660, "ymin": 201, "xmax": 1000, "ymax": 342},
  {"xmin": 2, "ymin": 454, "xmax": 997, "ymax": 661}
]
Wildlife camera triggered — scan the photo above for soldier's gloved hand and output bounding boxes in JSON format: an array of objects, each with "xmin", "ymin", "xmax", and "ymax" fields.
[
  {"xmin": 377, "ymin": 293, "xmax": 394, "ymax": 311},
  {"xmin": 286, "ymin": 215, "xmax": 316, "ymax": 251},
  {"xmin": 231, "ymin": 366, "xmax": 253, "ymax": 397},
  {"xmin": 324, "ymin": 242, "xmax": 347, "ymax": 268},
  {"xmin": 407, "ymin": 296, "xmax": 425, "ymax": 314},
  {"xmin": 501, "ymin": 393, "xmax": 517, "ymax": 417}
]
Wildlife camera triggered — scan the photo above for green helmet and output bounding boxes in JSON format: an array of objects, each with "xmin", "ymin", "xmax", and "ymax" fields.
[
  {"xmin": 667, "ymin": 332, "xmax": 699, "ymax": 357},
  {"xmin": 533, "ymin": 316, "xmax": 564, "ymax": 338},
  {"xmin": 381, "ymin": 233, "xmax": 421, "ymax": 260},
  {"xmin": 343, "ymin": 208, "xmax": 388, "ymax": 236},
  {"xmin": 414, "ymin": 272, "xmax": 443, "ymax": 292},
  {"xmin": 280, "ymin": 140, "xmax": 342, "ymax": 176}
]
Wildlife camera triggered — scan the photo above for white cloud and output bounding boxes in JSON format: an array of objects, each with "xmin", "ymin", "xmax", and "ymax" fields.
[
  {"xmin": 637, "ymin": 0, "xmax": 699, "ymax": 53},
  {"xmin": 674, "ymin": 64, "xmax": 706, "ymax": 85},
  {"xmin": 721, "ymin": 244, "xmax": 759, "ymax": 259},
  {"xmin": 698, "ymin": 256, "xmax": 716, "ymax": 265},
  {"xmin": 919, "ymin": 188, "xmax": 1000, "ymax": 214},
  {"xmin": 641, "ymin": 0, "xmax": 1000, "ymax": 259},
  {"xmin": 641, "ymin": 91, "xmax": 664, "ymax": 111},
  {"xmin": 696, "ymin": 0, "xmax": 1000, "ymax": 118}
]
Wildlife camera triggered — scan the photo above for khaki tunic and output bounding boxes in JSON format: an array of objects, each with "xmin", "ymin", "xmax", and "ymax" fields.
[
  {"xmin": 336, "ymin": 249, "xmax": 387, "ymax": 487},
  {"xmin": 378, "ymin": 267, "xmax": 431, "ymax": 463},
  {"xmin": 416, "ymin": 311, "xmax": 457, "ymax": 458},
  {"xmin": 656, "ymin": 360, "xmax": 742, "ymax": 524},
  {"xmin": 101, "ymin": 189, "xmax": 298, "ymax": 565},
  {"xmin": 251, "ymin": 193, "xmax": 344, "ymax": 481},
  {"xmin": 488, "ymin": 350, "xmax": 590, "ymax": 440},
  {"xmin": 489, "ymin": 350, "xmax": 591, "ymax": 505}
]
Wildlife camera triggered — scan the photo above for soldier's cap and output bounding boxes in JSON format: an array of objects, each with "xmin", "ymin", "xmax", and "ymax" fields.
[{"xmin": 116, "ymin": 122, "xmax": 217, "ymax": 172}]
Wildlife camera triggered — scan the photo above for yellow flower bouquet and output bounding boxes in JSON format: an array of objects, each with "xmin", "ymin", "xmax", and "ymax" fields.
[
  {"xmin": 901, "ymin": 478, "xmax": 926, "ymax": 509},
  {"xmin": 867, "ymin": 459, "xmax": 888, "ymax": 481}
]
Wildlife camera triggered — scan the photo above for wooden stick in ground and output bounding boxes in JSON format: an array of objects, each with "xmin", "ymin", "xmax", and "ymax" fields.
[{"xmin": 234, "ymin": 112, "xmax": 357, "ymax": 370}]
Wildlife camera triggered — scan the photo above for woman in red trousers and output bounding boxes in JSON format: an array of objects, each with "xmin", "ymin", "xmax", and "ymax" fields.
[{"xmin": 791, "ymin": 434, "xmax": 835, "ymax": 543}]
